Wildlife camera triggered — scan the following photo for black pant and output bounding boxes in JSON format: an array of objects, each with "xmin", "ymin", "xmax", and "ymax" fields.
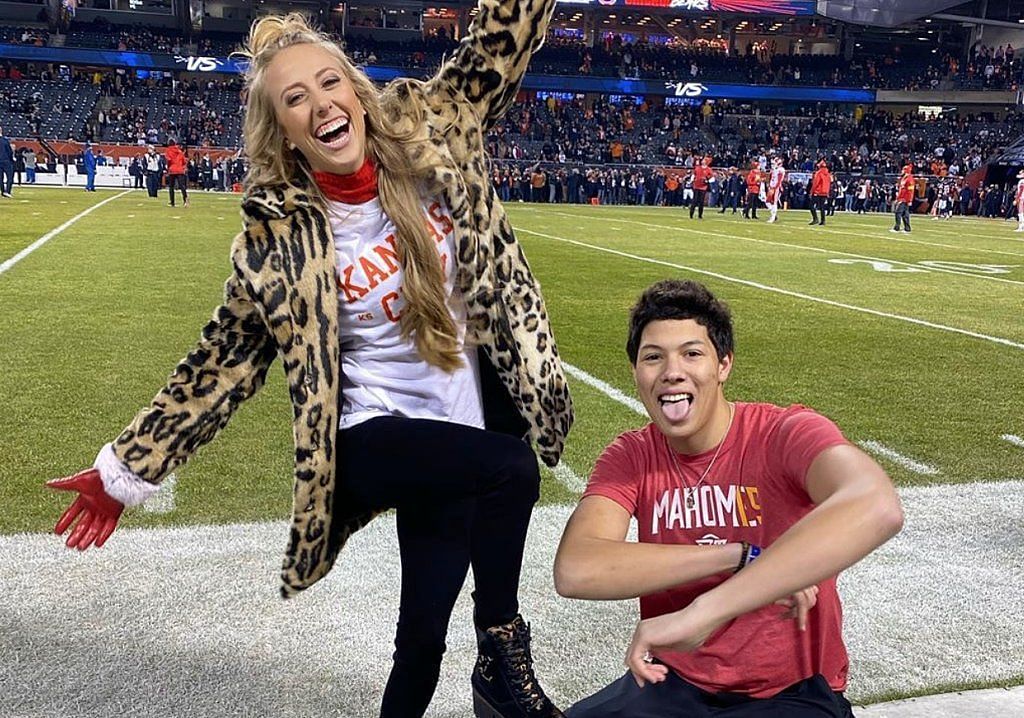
[
  {"xmin": 145, "ymin": 172, "xmax": 159, "ymax": 197},
  {"xmin": 335, "ymin": 416, "xmax": 540, "ymax": 718},
  {"xmin": 810, "ymin": 196, "xmax": 827, "ymax": 224},
  {"xmin": 893, "ymin": 201, "xmax": 911, "ymax": 231},
  {"xmin": 743, "ymin": 192, "xmax": 759, "ymax": 219},
  {"xmin": 568, "ymin": 671, "xmax": 855, "ymax": 718},
  {"xmin": 0, "ymin": 162, "xmax": 13, "ymax": 194},
  {"xmin": 690, "ymin": 188, "xmax": 707, "ymax": 218},
  {"xmin": 168, "ymin": 174, "xmax": 188, "ymax": 206}
]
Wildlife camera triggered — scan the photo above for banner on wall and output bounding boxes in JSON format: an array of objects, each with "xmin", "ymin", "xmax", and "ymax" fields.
[
  {"xmin": 555, "ymin": 0, "xmax": 816, "ymax": 13},
  {"xmin": 0, "ymin": 44, "xmax": 874, "ymax": 104}
]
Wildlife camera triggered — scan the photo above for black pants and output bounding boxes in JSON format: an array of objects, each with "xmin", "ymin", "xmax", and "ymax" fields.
[
  {"xmin": 568, "ymin": 671, "xmax": 855, "ymax": 718},
  {"xmin": 168, "ymin": 174, "xmax": 188, "ymax": 206},
  {"xmin": 893, "ymin": 201, "xmax": 911, "ymax": 232},
  {"xmin": 0, "ymin": 162, "xmax": 13, "ymax": 194},
  {"xmin": 743, "ymin": 192, "xmax": 759, "ymax": 219},
  {"xmin": 145, "ymin": 172, "xmax": 159, "ymax": 197},
  {"xmin": 690, "ymin": 188, "xmax": 707, "ymax": 218},
  {"xmin": 810, "ymin": 196, "xmax": 827, "ymax": 224},
  {"xmin": 720, "ymin": 192, "xmax": 739, "ymax": 213},
  {"xmin": 335, "ymin": 416, "xmax": 540, "ymax": 718}
]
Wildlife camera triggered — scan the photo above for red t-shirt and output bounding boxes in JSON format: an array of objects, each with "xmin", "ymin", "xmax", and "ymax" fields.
[
  {"xmin": 693, "ymin": 165, "xmax": 713, "ymax": 191},
  {"xmin": 583, "ymin": 402, "xmax": 850, "ymax": 698}
]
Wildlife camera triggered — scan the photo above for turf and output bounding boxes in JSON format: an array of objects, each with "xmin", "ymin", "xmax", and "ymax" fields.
[{"xmin": 1, "ymin": 188, "xmax": 1022, "ymax": 535}]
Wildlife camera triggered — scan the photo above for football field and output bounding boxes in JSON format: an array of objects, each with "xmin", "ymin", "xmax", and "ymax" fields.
[{"xmin": 1, "ymin": 187, "xmax": 1022, "ymax": 716}]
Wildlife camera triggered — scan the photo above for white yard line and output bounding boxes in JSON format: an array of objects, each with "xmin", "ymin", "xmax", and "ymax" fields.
[
  {"xmin": 518, "ymin": 228, "xmax": 1024, "ymax": 351},
  {"xmin": 551, "ymin": 462, "xmax": 587, "ymax": 494},
  {"xmin": 563, "ymin": 363, "xmax": 646, "ymax": 415},
  {"xmin": 0, "ymin": 190, "xmax": 132, "ymax": 276},
  {"xmin": 857, "ymin": 440, "xmax": 940, "ymax": 476},
  {"xmin": 814, "ymin": 225, "xmax": 1024, "ymax": 259},
  {"xmin": 549, "ymin": 210, "xmax": 1024, "ymax": 286},
  {"xmin": 1001, "ymin": 434, "xmax": 1024, "ymax": 449}
]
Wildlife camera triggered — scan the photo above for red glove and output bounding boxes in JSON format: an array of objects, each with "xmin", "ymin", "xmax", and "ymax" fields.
[{"xmin": 47, "ymin": 468, "xmax": 124, "ymax": 550}]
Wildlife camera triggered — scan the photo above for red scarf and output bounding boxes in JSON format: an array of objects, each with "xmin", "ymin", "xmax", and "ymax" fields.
[{"xmin": 313, "ymin": 157, "xmax": 378, "ymax": 203}]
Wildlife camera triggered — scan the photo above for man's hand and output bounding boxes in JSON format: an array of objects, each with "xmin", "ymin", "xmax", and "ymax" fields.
[
  {"xmin": 774, "ymin": 585, "xmax": 819, "ymax": 631},
  {"xmin": 624, "ymin": 604, "xmax": 722, "ymax": 688},
  {"xmin": 47, "ymin": 468, "xmax": 124, "ymax": 550}
]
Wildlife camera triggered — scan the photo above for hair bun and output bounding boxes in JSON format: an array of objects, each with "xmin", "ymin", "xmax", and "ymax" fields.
[{"xmin": 240, "ymin": 13, "xmax": 317, "ymax": 63}]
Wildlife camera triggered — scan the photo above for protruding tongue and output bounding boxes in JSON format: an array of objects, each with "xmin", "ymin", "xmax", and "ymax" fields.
[{"xmin": 662, "ymin": 398, "xmax": 692, "ymax": 423}]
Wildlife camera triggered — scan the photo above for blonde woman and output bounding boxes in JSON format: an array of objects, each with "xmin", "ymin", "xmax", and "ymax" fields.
[{"xmin": 46, "ymin": 6, "xmax": 572, "ymax": 718}]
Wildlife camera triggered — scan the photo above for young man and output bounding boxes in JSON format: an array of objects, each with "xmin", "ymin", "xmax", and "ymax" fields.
[
  {"xmin": 164, "ymin": 139, "xmax": 189, "ymax": 208},
  {"xmin": 1015, "ymin": 169, "xmax": 1024, "ymax": 232},
  {"xmin": 83, "ymin": 142, "xmax": 96, "ymax": 192},
  {"xmin": 809, "ymin": 160, "xmax": 832, "ymax": 226},
  {"xmin": 892, "ymin": 164, "xmax": 914, "ymax": 234},
  {"xmin": 765, "ymin": 156, "xmax": 785, "ymax": 224},
  {"xmin": 556, "ymin": 279, "xmax": 903, "ymax": 718},
  {"xmin": 0, "ymin": 125, "xmax": 13, "ymax": 197},
  {"xmin": 690, "ymin": 156, "xmax": 713, "ymax": 220},
  {"xmin": 742, "ymin": 162, "xmax": 761, "ymax": 220}
]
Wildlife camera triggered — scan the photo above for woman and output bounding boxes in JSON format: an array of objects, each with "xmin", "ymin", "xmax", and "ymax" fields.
[{"xmin": 46, "ymin": 7, "xmax": 572, "ymax": 718}]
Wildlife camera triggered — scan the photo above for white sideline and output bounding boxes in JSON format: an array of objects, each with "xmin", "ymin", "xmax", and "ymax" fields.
[
  {"xmin": 857, "ymin": 440, "xmax": 940, "ymax": 476},
  {"xmin": 0, "ymin": 190, "xmax": 132, "ymax": 276},
  {"xmin": 1, "ymin": 482, "xmax": 1022, "ymax": 716},
  {"xmin": 517, "ymin": 227, "xmax": 1024, "ymax": 351}
]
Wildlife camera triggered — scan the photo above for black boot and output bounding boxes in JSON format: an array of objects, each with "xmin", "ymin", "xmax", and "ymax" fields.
[{"xmin": 472, "ymin": 615, "xmax": 564, "ymax": 718}]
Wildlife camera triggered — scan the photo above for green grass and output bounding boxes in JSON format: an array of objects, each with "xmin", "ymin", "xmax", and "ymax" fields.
[{"xmin": 2, "ymin": 188, "xmax": 1022, "ymax": 534}]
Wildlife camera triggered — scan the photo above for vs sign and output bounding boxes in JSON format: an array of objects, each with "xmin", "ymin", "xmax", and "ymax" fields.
[
  {"xmin": 665, "ymin": 81, "xmax": 709, "ymax": 97},
  {"xmin": 174, "ymin": 55, "xmax": 225, "ymax": 72}
]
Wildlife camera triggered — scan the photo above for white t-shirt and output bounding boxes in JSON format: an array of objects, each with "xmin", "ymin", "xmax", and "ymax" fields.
[{"xmin": 327, "ymin": 196, "xmax": 484, "ymax": 431}]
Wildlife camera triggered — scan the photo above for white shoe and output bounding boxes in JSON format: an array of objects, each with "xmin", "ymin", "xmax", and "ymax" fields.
[{"xmin": 889, "ymin": 229, "xmax": 901, "ymax": 233}]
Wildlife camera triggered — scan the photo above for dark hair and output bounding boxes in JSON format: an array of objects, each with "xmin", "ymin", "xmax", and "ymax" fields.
[{"xmin": 626, "ymin": 279, "xmax": 734, "ymax": 365}]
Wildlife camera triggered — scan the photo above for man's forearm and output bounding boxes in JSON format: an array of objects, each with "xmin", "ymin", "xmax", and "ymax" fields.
[
  {"xmin": 554, "ymin": 538, "xmax": 742, "ymax": 601},
  {"xmin": 695, "ymin": 482, "xmax": 902, "ymax": 625}
]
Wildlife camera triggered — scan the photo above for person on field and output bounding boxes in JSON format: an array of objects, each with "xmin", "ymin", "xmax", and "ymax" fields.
[
  {"xmin": 892, "ymin": 164, "xmax": 915, "ymax": 234},
  {"xmin": 556, "ymin": 279, "xmax": 903, "ymax": 718},
  {"xmin": 0, "ymin": 125, "xmax": 15, "ymax": 197},
  {"xmin": 45, "ymin": 9, "xmax": 572, "ymax": 718},
  {"xmin": 809, "ymin": 160, "xmax": 832, "ymax": 226},
  {"xmin": 165, "ymin": 139, "xmax": 189, "ymax": 207}
]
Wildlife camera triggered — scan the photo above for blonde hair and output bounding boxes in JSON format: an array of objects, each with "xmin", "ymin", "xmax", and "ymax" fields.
[{"xmin": 238, "ymin": 13, "xmax": 462, "ymax": 372}]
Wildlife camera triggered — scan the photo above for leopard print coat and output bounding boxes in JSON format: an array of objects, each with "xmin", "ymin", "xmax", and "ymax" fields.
[{"xmin": 111, "ymin": 0, "xmax": 571, "ymax": 597}]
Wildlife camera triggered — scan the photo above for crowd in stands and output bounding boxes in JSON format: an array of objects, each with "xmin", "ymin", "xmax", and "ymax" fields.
[
  {"xmin": 2, "ymin": 21, "xmax": 1023, "ymax": 92},
  {"xmin": 485, "ymin": 95, "xmax": 1023, "ymax": 182}
]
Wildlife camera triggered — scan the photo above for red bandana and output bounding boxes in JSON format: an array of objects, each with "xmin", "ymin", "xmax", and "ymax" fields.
[{"xmin": 313, "ymin": 157, "xmax": 378, "ymax": 204}]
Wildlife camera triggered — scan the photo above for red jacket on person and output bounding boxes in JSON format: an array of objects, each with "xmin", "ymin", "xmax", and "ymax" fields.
[
  {"xmin": 745, "ymin": 169, "xmax": 762, "ymax": 195},
  {"xmin": 693, "ymin": 165, "xmax": 713, "ymax": 192},
  {"xmin": 165, "ymin": 144, "xmax": 187, "ymax": 175},
  {"xmin": 896, "ymin": 174, "xmax": 915, "ymax": 204},
  {"xmin": 811, "ymin": 167, "xmax": 832, "ymax": 197}
]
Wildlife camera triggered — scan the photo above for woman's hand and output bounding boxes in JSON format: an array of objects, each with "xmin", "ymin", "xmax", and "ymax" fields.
[{"xmin": 47, "ymin": 468, "xmax": 124, "ymax": 550}]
